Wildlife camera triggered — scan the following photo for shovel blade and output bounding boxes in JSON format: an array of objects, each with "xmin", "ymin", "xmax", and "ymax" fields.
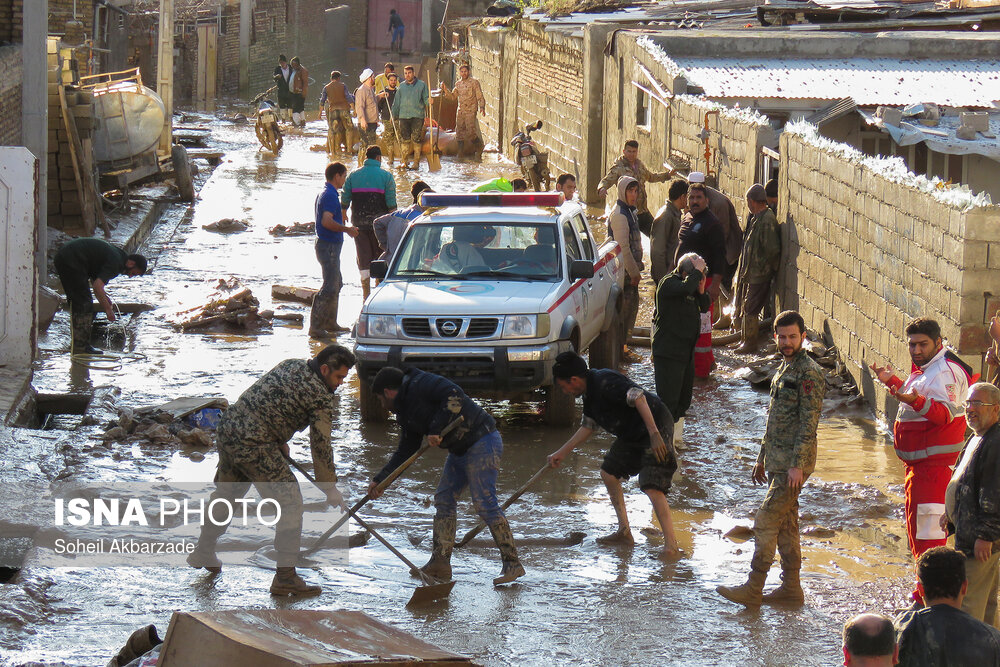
[
  {"xmin": 427, "ymin": 152, "xmax": 442, "ymax": 172},
  {"xmin": 406, "ymin": 579, "xmax": 456, "ymax": 606}
]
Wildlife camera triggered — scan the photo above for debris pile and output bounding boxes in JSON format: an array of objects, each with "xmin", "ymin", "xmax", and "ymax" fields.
[
  {"xmin": 202, "ymin": 218, "xmax": 249, "ymax": 233},
  {"xmin": 100, "ymin": 406, "xmax": 215, "ymax": 448},
  {"xmin": 269, "ymin": 221, "xmax": 315, "ymax": 236},
  {"xmin": 175, "ymin": 279, "xmax": 270, "ymax": 332},
  {"xmin": 734, "ymin": 330, "xmax": 858, "ymax": 395}
]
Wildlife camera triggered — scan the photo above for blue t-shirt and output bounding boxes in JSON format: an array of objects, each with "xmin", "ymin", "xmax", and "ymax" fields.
[{"xmin": 315, "ymin": 182, "xmax": 344, "ymax": 244}]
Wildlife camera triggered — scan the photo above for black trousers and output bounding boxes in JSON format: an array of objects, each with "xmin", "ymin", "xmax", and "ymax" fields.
[{"xmin": 653, "ymin": 353, "xmax": 695, "ymax": 422}]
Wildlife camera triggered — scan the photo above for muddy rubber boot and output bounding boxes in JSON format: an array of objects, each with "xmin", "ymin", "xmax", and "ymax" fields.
[
  {"xmin": 736, "ymin": 318, "xmax": 760, "ymax": 354},
  {"xmin": 269, "ymin": 567, "xmax": 322, "ymax": 596},
  {"xmin": 488, "ymin": 518, "xmax": 525, "ymax": 586},
  {"xmin": 411, "ymin": 515, "xmax": 455, "ymax": 581},
  {"xmin": 309, "ymin": 293, "xmax": 331, "ymax": 338},
  {"xmin": 762, "ymin": 570, "xmax": 804, "ymax": 605},
  {"xmin": 361, "ymin": 277, "xmax": 371, "ymax": 302},
  {"xmin": 186, "ymin": 541, "xmax": 222, "ymax": 573},
  {"xmin": 673, "ymin": 417, "xmax": 686, "ymax": 452},
  {"xmin": 398, "ymin": 141, "xmax": 411, "ymax": 169},
  {"xmin": 70, "ymin": 313, "xmax": 102, "ymax": 355},
  {"xmin": 717, "ymin": 570, "xmax": 766, "ymax": 607},
  {"xmin": 456, "ymin": 140, "xmax": 466, "ymax": 158},
  {"xmin": 410, "ymin": 143, "xmax": 421, "ymax": 171},
  {"xmin": 385, "ymin": 142, "xmax": 395, "ymax": 166}
]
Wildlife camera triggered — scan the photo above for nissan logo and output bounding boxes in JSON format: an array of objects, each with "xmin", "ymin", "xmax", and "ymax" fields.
[{"xmin": 439, "ymin": 319, "xmax": 459, "ymax": 335}]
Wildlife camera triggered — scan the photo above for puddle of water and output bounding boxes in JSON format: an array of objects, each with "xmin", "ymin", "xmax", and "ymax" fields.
[{"xmin": 5, "ymin": 117, "xmax": 917, "ymax": 666}]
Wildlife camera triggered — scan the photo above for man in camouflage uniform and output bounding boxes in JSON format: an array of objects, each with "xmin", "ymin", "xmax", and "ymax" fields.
[
  {"xmin": 188, "ymin": 345, "xmax": 355, "ymax": 596},
  {"xmin": 441, "ymin": 64, "xmax": 485, "ymax": 159},
  {"xmin": 597, "ymin": 140, "xmax": 674, "ymax": 237},
  {"xmin": 717, "ymin": 310, "xmax": 825, "ymax": 606},
  {"xmin": 734, "ymin": 183, "xmax": 781, "ymax": 353}
]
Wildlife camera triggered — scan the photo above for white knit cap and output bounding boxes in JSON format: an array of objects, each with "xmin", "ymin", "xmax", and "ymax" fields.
[
  {"xmin": 688, "ymin": 171, "xmax": 706, "ymax": 183},
  {"xmin": 359, "ymin": 68, "xmax": 374, "ymax": 82}
]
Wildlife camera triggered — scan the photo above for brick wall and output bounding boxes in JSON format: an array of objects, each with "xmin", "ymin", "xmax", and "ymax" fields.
[
  {"xmin": 49, "ymin": 0, "xmax": 94, "ymax": 72},
  {"xmin": 601, "ymin": 32, "xmax": 771, "ymax": 213},
  {"xmin": 0, "ymin": 0, "xmax": 23, "ymax": 43},
  {"xmin": 779, "ymin": 126, "xmax": 1000, "ymax": 417},
  {"xmin": 467, "ymin": 25, "xmax": 506, "ymax": 150},
  {"xmin": 0, "ymin": 44, "xmax": 22, "ymax": 145}
]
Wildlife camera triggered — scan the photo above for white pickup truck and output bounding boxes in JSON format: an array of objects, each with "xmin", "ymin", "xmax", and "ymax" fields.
[{"xmin": 355, "ymin": 192, "xmax": 624, "ymax": 425}]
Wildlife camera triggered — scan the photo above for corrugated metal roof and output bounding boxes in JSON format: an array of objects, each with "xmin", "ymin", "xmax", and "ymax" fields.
[{"xmin": 656, "ymin": 54, "xmax": 1000, "ymax": 107}]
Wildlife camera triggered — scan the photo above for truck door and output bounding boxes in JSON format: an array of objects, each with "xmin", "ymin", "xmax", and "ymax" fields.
[
  {"xmin": 570, "ymin": 213, "xmax": 603, "ymax": 344},
  {"xmin": 561, "ymin": 218, "xmax": 589, "ymax": 335}
]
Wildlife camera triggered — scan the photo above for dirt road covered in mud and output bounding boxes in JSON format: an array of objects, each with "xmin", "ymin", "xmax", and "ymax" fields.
[{"xmin": 2, "ymin": 117, "xmax": 914, "ymax": 666}]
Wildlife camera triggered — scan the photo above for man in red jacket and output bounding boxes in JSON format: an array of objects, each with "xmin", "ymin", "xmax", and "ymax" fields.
[{"xmin": 872, "ymin": 318, "xmax": 976, "ymax": 564}]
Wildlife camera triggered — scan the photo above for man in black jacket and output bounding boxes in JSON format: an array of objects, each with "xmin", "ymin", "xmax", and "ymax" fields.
[
  {"xmin": 273, "ymin": 54, "xmax": 292, "ymax": 123},
  {"xmin": 368, "ymin": 367, "xmax": 524, "ymax": 585},
  {"xmin": 943, "ymin": 382, "xmax": 1000, "ymax": 626}
]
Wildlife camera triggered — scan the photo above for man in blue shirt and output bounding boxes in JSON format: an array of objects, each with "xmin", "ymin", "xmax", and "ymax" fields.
[{"xmin": 310, "ymin": 162, "xmax": 359, "ymax": 338}]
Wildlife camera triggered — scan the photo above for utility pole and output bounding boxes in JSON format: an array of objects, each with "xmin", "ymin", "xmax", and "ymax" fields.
[
  {"xmin": 157, "ymin": 0, "xmax": 174, "ymax": 155},
  {"xmin": 239, "ymin": 0, "xmax": 251, "ymax": 99}
]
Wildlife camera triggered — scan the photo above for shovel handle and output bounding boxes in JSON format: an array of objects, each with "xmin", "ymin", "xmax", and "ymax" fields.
[
  {"xmin": 343, "ymin": 508, "xmax": 438, "ymax": 585},
  {"xmin": 300, "ymin": 416, "xmax": 463, "ymax": 557},
  {"xmin": 456, "ymin": 463, "xmax": 551, "ymax": 548}
]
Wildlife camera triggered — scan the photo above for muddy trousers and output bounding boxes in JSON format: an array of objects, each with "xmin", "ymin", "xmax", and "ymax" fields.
[
  {"xmin": 750, "ymin": 472, "xmax": 803, "ymax": 579},
  {"xmin": 197, "ymin": 442, "xmax": 304, "ymax": 567},
  {"xmin": 622, "ymin": 283, "xmax": 639, "ymax": 341},
  {"xmin": 963, "ymin": 550, "xmax": 1000, "ymax": 628},
  {"xmin": 311, "ymin": 239, "xmax": 344, "ymax": 333},
  {"xmin": 653, "ymin": 352, "xmax": 695, "ymax": 422},
  {"xmin": 694, "ymin": 277, "xmax": 715, "ymax": 377},
  {"xmin": 904, "ymin": 463, "xmax": 952, "ymax": 557},
  {"xmin": 434, "ymin": 430, "xmax": 504, "ymax": 525}
]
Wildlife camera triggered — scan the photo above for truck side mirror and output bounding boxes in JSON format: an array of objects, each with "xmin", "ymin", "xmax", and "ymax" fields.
[
  {"xmin": 569, "ymin": 260, "xmax": 594, "ymax": 280},
  {"xmin": 370, "ymin": 260, "xmax": 388, "ymax": 281}
]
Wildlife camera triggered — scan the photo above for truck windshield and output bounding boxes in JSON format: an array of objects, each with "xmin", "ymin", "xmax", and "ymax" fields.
[{"xmin": 391, "ymin": 222, "xmax": 562, "ymax": 280}]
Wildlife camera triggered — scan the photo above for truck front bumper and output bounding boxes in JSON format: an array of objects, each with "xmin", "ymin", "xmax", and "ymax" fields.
[{"xmin": 354, "ymin": 342, "xmax": 571, "ymax": 391}]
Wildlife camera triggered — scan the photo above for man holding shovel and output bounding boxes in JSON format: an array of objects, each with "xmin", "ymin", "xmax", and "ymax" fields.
[
  {"xmin": 547, "ymin": 351, "xmax": 683, "ymax": 560},
  {"xmin": 367, "ymin": 366, "xmax": 525, "ymax": 585},
  {"xmin": 187, "ymin": 344, "xmax": 355, "ymax": 597},
  {"xmin": 390, "ymin": 65, "xmax": 429, "ymax": 170}
]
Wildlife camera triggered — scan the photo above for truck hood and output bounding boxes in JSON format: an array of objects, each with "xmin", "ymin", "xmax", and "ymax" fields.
[{"xmin": 366, "ymin": 280, "xmax": 563, "ymax": 315}]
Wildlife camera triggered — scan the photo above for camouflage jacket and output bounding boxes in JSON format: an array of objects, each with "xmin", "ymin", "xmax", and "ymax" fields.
[
  {"xmin": 597, "ymin": 156, "xmax": 671, "ymax": 215},
  {"xmin": 217, "ymin": 359, "xmax": 337, "ymax": 483},
  {"xmin": 757, "ymin": 348, "xmax": 825, "ymax": 475},
  {"xmin": 737, "ymin": 206, "xmax": 781, "ymax": 283}
]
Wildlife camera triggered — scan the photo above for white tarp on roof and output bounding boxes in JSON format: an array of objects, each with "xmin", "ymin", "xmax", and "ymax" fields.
[
  {"xmin": 859, "ymin": 110, "xmax": 1000, "ymax": 160},
  {"xmin": 640, "ymin": 43, "xmax": 1000, "ymax": 107}
]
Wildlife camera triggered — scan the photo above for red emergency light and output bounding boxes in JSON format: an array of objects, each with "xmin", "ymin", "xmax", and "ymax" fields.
[{"xmin": 419, "ymin": 193, "xmax": 565, "ymax": 208}]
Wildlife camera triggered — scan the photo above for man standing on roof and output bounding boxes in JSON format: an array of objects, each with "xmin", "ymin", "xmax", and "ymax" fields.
[
  {"xmin": 598, "ymin": 140, "xmax": 673, "ymax": 237},
  {"xmin": 872, "ymin": 318, "xmax": 975, "ymax": 604}
]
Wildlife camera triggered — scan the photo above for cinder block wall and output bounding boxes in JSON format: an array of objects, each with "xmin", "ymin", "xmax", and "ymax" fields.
[
  {"xmin": 0, "ymin": 44, "xmax": 23, "ymax": 145},
  {"xmin": 0, "ymin": 0, "xmax": 23, "ymax": 43},
  {"xmin": 601, "ymin": 33, "xmax": 769, "ymax": 214},
  {"xmin": 467, "ymin": 26, "xmax": 506, "ymax": 151},
  {"xmin": 779, "ymin": 127, "xmax": 1000, "ymax": 418}
]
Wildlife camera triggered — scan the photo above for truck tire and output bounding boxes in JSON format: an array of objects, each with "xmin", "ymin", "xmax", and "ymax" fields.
[
  {"xmin": 359, "ymin": 377, "xmax": 388, "ymax": 423},
  {"xmin": 171, "ymin": 144, "xmax": 195, "ymax": 203},
  {"xmin": 543, "ymin": 383, "xmax": 576, "ymax": 427},
  {"xmin": 588, "ymin": 320, "xmax": 622, "ymax": 370}
]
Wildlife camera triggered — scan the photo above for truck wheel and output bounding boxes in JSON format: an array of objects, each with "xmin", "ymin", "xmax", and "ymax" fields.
[
  {"xmin": 543, "ymin": 383, "xmax": 576, "ymax": 427},
  {"xmin": 359, "ymin": 377, "xmax": 388, "ymax": 423},
  {"xmin": 589, "ymin": 320, "xmax": 622, "ymax": 370}
]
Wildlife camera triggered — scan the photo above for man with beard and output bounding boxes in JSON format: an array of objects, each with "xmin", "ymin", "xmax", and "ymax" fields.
[
  {"xmin": 717, "ymin": 310, "xmax": 825, "ymax": 606},
  {"xmin": 675, "ymin": 183, "xmax": 726, "ymax": 378}
]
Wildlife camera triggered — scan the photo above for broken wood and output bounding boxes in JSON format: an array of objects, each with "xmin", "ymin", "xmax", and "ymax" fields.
[
  {"xmin": 179, "ymin": 307, "xmax": 255, "ymax": 331},
  {"xmin": 57, "ymin": 84, "xmax": 98, "ymax": 236},
  {"xmin": 272, "ymin": 284, "xmax": 318, "ymax": 304}
]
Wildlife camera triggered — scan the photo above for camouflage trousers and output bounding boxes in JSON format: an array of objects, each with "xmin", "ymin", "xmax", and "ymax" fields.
[
  {"xmin": 380, "ymin": 119, "xmax": 399, "ymax": 147},
  {"xmin": 750, "ymin": 471, "xmax": 803, "ymax": 576},
  {"xmin": 454, "ymin": 110, "xmax": 481, "ymax": 144},
  {"xmin": 198, "ymin": 437, "xmax": 303, "ymax": 567}
]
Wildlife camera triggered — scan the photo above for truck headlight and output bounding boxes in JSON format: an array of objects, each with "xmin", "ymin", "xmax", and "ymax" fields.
[
  {"xmin": 360, "ymin": 315, "xmax": 397, "ymax": 338},
  {"xmin": 502, "ymin": 314, "xmax": 549, "ymax": 339}
]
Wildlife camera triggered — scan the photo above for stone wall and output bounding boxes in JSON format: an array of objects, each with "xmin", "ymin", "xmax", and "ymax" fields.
[
  {"xmin": 601, "ymin": 32, "xmax": 771, "ymax": 214},
  {"xmin": 779, "ymin": 126, "xmax": 1000, "ymax": 417},
  {"xmin": 0, "ymin": 44, "xmax": 22, "ymax": 145},
  {"xmin": 0, "ymin": 0, "xmax": 23, "ymax": 43}
]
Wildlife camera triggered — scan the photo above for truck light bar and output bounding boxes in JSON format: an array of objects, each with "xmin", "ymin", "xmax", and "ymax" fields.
[{"xmin": 419, "ymin": 193, "xmax": 565, "ymax": 208}]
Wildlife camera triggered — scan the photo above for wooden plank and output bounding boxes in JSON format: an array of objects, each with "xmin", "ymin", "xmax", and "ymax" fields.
[
  {"xmin": 196, "ymin": 24, "xmax": 207, "ymax": 103},
  {"xmin": 206, "ymin": 24, "xmax": 218, "ymax": 102},
  {"xmin": 57, "ymin": 84, "xmax": 95, "ymax": 235}
]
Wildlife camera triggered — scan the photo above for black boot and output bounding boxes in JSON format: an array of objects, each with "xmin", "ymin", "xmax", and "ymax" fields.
[
  {"xmin": 411, "ymin": 515, "xmax": 455, "ymax": 581},
  {"xmin": 70, "ymin": 312, "xmax": 102, "ymax": 354},
  {"xmin": 488, "ymin": 517, "xmax": 525, "ymax": 585}
]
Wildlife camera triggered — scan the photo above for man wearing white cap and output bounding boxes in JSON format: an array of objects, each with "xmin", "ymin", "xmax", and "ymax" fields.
[
  {"xmin": 355, "ymin": 68, "xmax": 380, "ymax": 162},
  {"xmin": 597, "ymin": 140, "xmax": 673, "ymax": 237}
]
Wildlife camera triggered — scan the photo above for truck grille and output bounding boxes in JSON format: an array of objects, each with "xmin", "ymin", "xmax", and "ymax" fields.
[
  {"xmin": 467, "ymin": 318, "xmax": 499, "ymax": 338},
  {"xmin": 436, "ymin": 318, "xmax": 463, "ymax": 338},
  {"xmin": 401, "ymin": 318, "xmax": 432, "ymax": 337}
]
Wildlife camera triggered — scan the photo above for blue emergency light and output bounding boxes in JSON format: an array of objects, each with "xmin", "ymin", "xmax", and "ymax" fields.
[{"xmin": 419, "ymin": 193, "xmax": 565, "ymax": 208}]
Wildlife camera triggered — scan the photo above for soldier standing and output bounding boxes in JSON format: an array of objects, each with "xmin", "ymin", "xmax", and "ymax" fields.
[
  {"xmin": 187, "ymin": 345, "xmax": 355, "ymax": 597},
  {"xmin": 717, "ymin": 310, "xmax": 825, "ymax": 606},
  {"xmin": 440, "ymin": 63, "xmax": 486, "ymax": 159},
  {"xmin": 734, "ymin": 183, "xmax": 781, "ymax": 353}
]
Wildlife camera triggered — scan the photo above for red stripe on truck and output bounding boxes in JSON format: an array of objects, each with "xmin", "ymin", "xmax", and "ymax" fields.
[{"xmin": 546, "ymin": 244, "xmax": 621, "ymax": 314}]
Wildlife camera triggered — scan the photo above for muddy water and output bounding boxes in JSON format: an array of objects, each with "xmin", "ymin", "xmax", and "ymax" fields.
[{"xmin": 4, "ymin": 119, "xmax": 914, "ymax": 666}]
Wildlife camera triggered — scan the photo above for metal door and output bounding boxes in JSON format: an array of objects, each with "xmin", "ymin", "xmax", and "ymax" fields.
[{"xmin": 367, "ymin": 0, "xmax": 421, "ymax": 52}]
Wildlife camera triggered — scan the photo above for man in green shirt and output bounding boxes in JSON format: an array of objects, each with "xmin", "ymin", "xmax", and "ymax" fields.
[
  {"xmin": 390, "ymin": 65, "xmax": 429, "ymax": 169},
  {"xmin": 53, "ymin": 238, "xmax": 146, "ymax": 354}
]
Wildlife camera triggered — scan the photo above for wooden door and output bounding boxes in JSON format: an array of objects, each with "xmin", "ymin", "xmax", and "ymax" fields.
[
  {"xmin": 196, "ymin": 23, "xmax": 217, "ymax": 109},
  {"xmin": 367, "ymin": 0, "xmax": 422, "ymax": 52}
]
